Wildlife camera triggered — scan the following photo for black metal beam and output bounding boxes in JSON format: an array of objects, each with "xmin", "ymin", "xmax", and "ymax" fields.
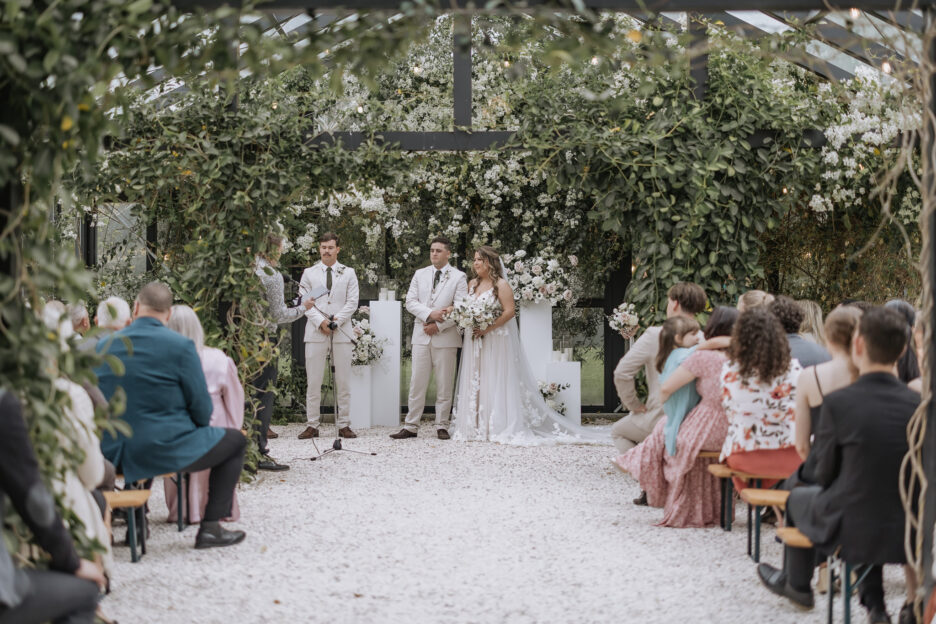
[
  {"xmin": 768, "ymin": 10, "xmax": 912, "ymax": 72},
  {"xmin": 171, "ymin": 0, "xmax": 936, "ymax": 13},
  {"xmin": 308, "ymin": 130, "xmax": 515, "ymax": 150},
  {"xmin": 923, "ymin": 8, "xmax": 936, "ymax": 618},
  {"xmin": 709, "ymin": 11, "xmax": 855, "ymax": 81},
  {"xmin": 603, "ymin": 251, "xmax": 632, "ymax": 411},
  {"xmin": 453, "ymin": 14, "xmax": 472, "ymax": 128},
  {"xmin": 869, "ymin": 9, "xmax": 926, "ymax": 33}
]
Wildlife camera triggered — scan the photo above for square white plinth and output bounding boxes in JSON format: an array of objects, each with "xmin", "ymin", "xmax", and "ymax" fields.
[
  {"xmin": 349, "ymin": 364, "xmax": 372, "ymax": 429},
  {"xmin": 545, "ymin": 361, "xmax": 581, "ymax": 426},
  {"xmin": 369, "ymin": 300, "xmax": 401, "ymax": 426}
]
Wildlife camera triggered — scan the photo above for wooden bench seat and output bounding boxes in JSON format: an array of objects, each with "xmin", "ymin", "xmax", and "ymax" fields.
[
  {"xmin": 776, "ymin": 526, "xmax": 813, "ymax": 549},
  {"xmin": 697, "ymin": 450, "xmax": 720, "ymax": 459},
  {"xmin": 739, "ymin": 488, "xmax": 790, "ymax": 509}
]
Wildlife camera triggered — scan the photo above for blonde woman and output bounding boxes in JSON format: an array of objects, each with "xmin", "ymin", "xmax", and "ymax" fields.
[
  {"xmin": 797, "ymin": 300, "xmax": 826, "ymax": 347},
  {"xmin": 165, "ymin": 305, "xmax": 243, "ymax": 524}
]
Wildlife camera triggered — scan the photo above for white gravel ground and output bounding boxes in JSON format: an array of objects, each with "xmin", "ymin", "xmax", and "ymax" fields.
[{"xmin": 103, "ymin": 423, "xmax": 909, "ymax": 623}]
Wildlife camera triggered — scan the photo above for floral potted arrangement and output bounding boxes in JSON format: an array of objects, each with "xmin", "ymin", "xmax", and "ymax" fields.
[
  {"xmin": 608, "ymin": 301, "xmax": 640, "ymax": 339},
  {"xmin": 538, "ymin": 380, "xmax": 571, "ymax": 416}
]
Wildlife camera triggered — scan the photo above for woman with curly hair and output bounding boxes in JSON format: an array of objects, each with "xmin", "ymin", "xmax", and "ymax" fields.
[{"xmin": 720, "ymin": 308, "xmax": 803, "ymax": 489}]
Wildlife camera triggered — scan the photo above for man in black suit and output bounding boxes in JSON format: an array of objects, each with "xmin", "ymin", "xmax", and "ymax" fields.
[{"xmin": 757, "ymin": 306, "xmax": 919, "ymax": 624}]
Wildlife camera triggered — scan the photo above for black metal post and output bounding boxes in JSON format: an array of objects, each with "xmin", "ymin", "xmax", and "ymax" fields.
[
  {"xmin": 145, "ymin": 219, "xmax": 158, "ymax": 272},
  {"xmin": 603, "ymin": 249, "xmax": 632, "ymax": 411},
  {"xmin": 0, "ymin": 182, "xmax": 18, "ymax": 281},
  {"xmin": 453, "ymin": 14, "xmax": 472, "ymax": 129},
  {"xmin": 79, "ymin": 212, "xmax": 97, "ymax": 268},
  {"xmin": 689, "ymin": 13, "xmax": 709, "ymax": 100}
]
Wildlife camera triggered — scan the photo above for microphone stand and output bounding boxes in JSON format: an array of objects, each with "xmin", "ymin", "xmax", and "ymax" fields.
[{"xmin": 305, "ymin": 296, "xmax": 376, "ymax": 461}]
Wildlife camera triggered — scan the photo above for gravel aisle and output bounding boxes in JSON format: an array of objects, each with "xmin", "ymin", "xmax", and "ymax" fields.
[{"xmin": 104, "ymin": 423, "xmax": 907, "ymax": 623}]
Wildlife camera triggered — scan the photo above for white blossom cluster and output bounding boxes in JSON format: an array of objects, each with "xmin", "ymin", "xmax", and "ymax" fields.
[
  {"xmin": 502, "ymin": 249, "xmax": 575, "ymax": 306},
  {"xmin": 809, "ymin": 70, "xmax": 920, "ymax": 220},
  {"xmin": 607, "ymin": 301, "xmax": 639, "ymax": 333},
  {"xmin": 351, "ymin": 307, "xmax": 387, "ymax": 366}
]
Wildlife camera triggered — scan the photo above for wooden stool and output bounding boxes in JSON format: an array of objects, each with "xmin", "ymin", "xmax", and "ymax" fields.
[
  {"xmin": 104, "ymin": 490, "xmax": 151, "ymax": 563},
  {"xmin": 741, "ymin": 488, "xmax": 790, "ymax": 563}
]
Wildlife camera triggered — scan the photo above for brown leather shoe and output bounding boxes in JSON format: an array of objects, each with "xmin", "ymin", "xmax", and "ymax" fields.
[
  {"xmin": 338, "ymin": 426, "xmax": 357, "ymax": 439},
  {"xmin": 437, "ymin": 429, "xmax": 450, "ymax": 440},
  {"xmin": 390, "ymin": 429, "xmax": 417, "ymax": 439},
  {"xmin": 266, "ymin": 428, "xmax": 279, "ymax": 439},
  {"xmin": 297, "ymin": 426, "xmax": 319, "ymax": 439}
]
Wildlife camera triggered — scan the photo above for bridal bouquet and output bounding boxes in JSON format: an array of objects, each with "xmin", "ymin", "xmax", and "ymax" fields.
[
  {"xmin": 502, "ymin": 249, "xmax": 576, "ymax": 306},
  {"xmin": 608, "ymin": 302, "xmax": 640, "ymax": 335},
  {"xmin": 351, "ymin": 306, "xmax": 387, "ymax": 366},
  {"xmin": 538, "ymin": 380, "xmax": 571, "ymax": 416},
  {"xmin": 448, "ymin": 297, "xmax": 500, "ymax": 335}
]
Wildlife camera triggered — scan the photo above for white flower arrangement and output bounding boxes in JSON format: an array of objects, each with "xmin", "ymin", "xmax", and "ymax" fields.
[
  {"xmin": 448, "ymin": 296, "xmax": 500, "ymax": 335},
  {"xmin": 538, "ymin": 380, "xmax": 571, "ymax": 416},
  {"xmin": 351, "ymin": 306, "xmax": 386, "ymax": 366},
  {"xmin": 502, "ymin": 249, "xmax": 575, "ymax": 306},
  {"xmin": 608, "ymin": 302, "xmax": 640, "ymax": 335}
]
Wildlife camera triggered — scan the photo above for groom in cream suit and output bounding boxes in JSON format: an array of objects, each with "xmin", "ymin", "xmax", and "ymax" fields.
[
  {"xmin": 297, "ymin": 232, "xmax": 360, "ymax": 439},
  {"xmin": 391, "ymin": 236, "xmax": 468, "ymax": 440}
]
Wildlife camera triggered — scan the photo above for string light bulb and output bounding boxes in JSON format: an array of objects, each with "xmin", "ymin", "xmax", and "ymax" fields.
[
  {"xmin": 849, "ymin": 8, "xmax": 860, "ymax": 18},
  {"xmin": 882, "ymin": 61, "xmax": 892, "ymax": 74},
  {"xmin": 782, "ymin": 187, "xmax": 788, "ymax": 194},
  {"xmin": 503, "ymin": 60, "xmax": 510, "ymax": 68},
  {"xmin": 271, "ymin": 101, "xmax": 278, "ymax": 110},
  {"xmin": 590, "ymin": 56, "xmax": 599, "ymax": 65},
  {"xmin": 356, "ymin": 105, "xmax": 364, "ymax": 113}
]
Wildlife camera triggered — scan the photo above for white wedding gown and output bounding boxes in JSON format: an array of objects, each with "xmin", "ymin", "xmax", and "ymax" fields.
[{"xmin": 451, "ymin": 288, "xmax": 610, "ymax": 445}]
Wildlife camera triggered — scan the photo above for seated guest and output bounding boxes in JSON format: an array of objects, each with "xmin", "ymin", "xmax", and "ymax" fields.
[
  {"xmin": 164, "ymin": 305, "xmax": 243, "ymax": 524},
  {"xmin": 885, "ymin": 299, "xmax": 920, "ymax": 384},
  {"xmin": 757, "ymin": 307, "xmax": 919, "ymax": 624},
  {"xmin": 720, "ymin": 308, "xmax": 802, "ymax": 490},
  {"xmin": 68, "ymin": 303, "xmax": 90, "ymax": 336},
  {"xmin": 96, "ymin": 282, "xmax": 247, "ymax": 549},
  {"xmin": 613, "ymin": 315, "xmax": 701, "ymax": 506},
  {"xmin": 0, "ymin": 390, "xmax": 104, "ymax": 624},
  {"xmin": 791, "ymin": 306, "xmax": 862, "ymax": 463},
  {"xmin": 79, "ymin": 296, "xmax": 131, "ymax": 353},
  {"xmin": 618, "ymin": 307, "xmax": 738, "ymax": 527},
  {"xmin": 769, "ymin": 296, "xmax": 830, "ymax": 368},
  {"xmin": 797, "ymin": 299, "xmax": 826, "ymax": 347},
  {"xmin": 611, "ymin": 282, "xmax": 707, "ymax": 454},
  {"xmin": 737, "ymin": 289, "xmax": 773, "ymax": 312}
]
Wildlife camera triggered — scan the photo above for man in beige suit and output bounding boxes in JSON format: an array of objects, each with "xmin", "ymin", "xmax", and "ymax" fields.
[
  {"xmin": 297, "ymin": 232, "xmax": 360, "ymax": 440},
  {"xmin": 611, "ymin": 282, "xmax": 707, "ymax": 457},
  {"xmin": 391, "ymin": 236, "xmax": 468, "ymax": 440}
]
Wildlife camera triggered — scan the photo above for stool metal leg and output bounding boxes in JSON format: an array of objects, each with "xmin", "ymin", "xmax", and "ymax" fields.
[
  {"xmin": 827, "ymin": 558, "xmax": 835, "ymax": 624},
  {"xmin": 176, "ymin": 472, "xmax": 184, "ymax": 531},
  {"xmin": 753, "ymin": 478, "xmax": 762, "ymax": 563},
  {"xmin": 139, "ymin": 505, "xmax": 147, "ymax": 556},
  {"xmin": 726, "ymin": 480, "xmax": 734, "ymax": 532},
  {"xmin": 128, "ymin": 508, "xmax": 139, "ymax": 563},
  {"xmin": 843, "ymin": 562, "xmax": 852, "ymax": 624}
]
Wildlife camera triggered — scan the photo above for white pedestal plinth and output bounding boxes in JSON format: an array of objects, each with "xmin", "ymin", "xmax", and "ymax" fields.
[
  {"xmin": 369, "ymin": 300, "xmax": 401, "ymax": 427},
  {"xmin": 545, "ymin": 361, "xmax": 581, "ymax": 426},
  {"xmin": 349, "ymin": 365, "xmax": 372, "ymax": 429},
  {"xmin": 519, "ymin": 302, "xmax": 553, "ymax": 382}
]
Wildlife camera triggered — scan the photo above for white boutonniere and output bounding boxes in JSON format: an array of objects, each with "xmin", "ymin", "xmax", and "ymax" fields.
[{"xmin": 335, "ymin": 265, "xmax": 347, "ymax": 277}]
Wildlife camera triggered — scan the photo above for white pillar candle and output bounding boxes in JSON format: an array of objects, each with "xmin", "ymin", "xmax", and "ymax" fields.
[{"xmin": 387, "ymin": 290, "xmax": 396, "ymax": 301}]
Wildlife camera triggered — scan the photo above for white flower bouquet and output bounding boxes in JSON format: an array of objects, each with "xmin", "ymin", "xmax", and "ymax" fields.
[
  {"xmin": 351, "ymin": 306, "xmax": 386, "ymax": 366},
  {"xmin": 608, "ymin": 302, "xmax": 640, "ymax": 336},
  {"xmin": 448, "ymin": 296, "xmax": 500, "ymax": 335},
  {"xmin": 538, "ymin": 380, "xmax": 571, "ymax": 416},
  {"xmin": 502, "ymin": 249, "xmax": 576, "ymax": 306}
]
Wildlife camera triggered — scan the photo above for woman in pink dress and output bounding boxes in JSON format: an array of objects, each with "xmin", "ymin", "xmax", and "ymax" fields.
[
  {"xmin": 165, "ymin": 305, "xmax": 244, "ymax": 523},
  {"xmin": 656, "ymin": 306, "xmax": 739, "ymax": 527},
  {"xmin": 615, "ymin": 307, "xmax": 737, "ymax": 527}
]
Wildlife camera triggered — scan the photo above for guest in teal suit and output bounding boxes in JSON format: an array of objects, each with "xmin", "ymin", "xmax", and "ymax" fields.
[{"xmin": 97, "ymin": 282, "xmax": 247, "ymax": 549}]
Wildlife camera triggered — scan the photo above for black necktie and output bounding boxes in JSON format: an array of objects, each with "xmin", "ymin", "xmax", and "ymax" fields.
[
  {"xmin": 326, "ymin": 266, "xmax": 333, "ymax": 290},
  {"xmin": 433, "ymin": 270, "xmax": 441, "ymax": 290}
]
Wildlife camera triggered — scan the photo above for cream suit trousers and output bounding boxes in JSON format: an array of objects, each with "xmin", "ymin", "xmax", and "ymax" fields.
[
  {"xmin": 404, "ymin": 343, "xmax": 458, "ymax": 432},
  {"xmin": 305, "ymin": 341, "xmax": 352, "ymax": 428}
]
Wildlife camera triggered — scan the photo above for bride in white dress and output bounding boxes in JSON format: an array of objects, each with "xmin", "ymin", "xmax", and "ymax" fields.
[{"xmin": 449, "ymin": 246, "xmax": 609, "ymax": 445}]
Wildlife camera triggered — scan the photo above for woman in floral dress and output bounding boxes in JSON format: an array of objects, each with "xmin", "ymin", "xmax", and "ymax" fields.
[
  {"xmin": 615, "ymin": 307, "xmax": 738, "ymax": 527},
  {"xmin": 656, "ymin": 306, "xmax": 739, "ymax": 527},
  {"xmin": 720, "ymin": 308, "xmax": 803, "ymax": 490}
]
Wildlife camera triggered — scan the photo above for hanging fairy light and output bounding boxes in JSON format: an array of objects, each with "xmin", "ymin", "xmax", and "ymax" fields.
[
  {"xmin": 849, "ymin": 7, "xmax": 860, "ymax": 18},
  {"xmin": 503, "ymin": 60, "xmax": 510, "ymax": 68},
  {"xmin": 882, "ymin": 61, "xmax": 892, "ymax": 74},
  {"xmin": 590, "ymin": 56, "xmax": 600, "ymax": 65}
]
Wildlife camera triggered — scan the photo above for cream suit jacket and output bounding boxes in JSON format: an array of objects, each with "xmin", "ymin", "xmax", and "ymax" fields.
[
  {"xmin": 298, "ymin": 261, "xmax": 359, "ymax": 344},
  {"xmin": 405, "ymin": 264, "xmax": 468, "ymax": 348}
]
